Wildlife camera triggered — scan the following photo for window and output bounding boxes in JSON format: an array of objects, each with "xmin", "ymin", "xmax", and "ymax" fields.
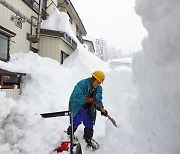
[
  {"xmin": 61, "ymin": 50, "xmax": 69, "ymax": 64},
  {"xmin": 0, "ymin": 34, "xmax": 9, "ymax": 61},
  {"xmin": 22, "ymin": 0, "xmax": 34, "ymax": 8},
  {"xmin": 22, "ymin": 0, "xmax": 48, "ymax": 19},
  {"xmin": 4, "ymin": 76, "xmax": 18, "ymax": 85},
  {"xmin": 76, "ymin": 25, "xmax": 83, "ymax": 43},
  {"xmin": 76, "ymin": 25, "xmax": 80, "ymax": 37},
  {"xmin": 0, "ymin": 75, "xmax": 19, "ymax": 89},
  {"xmin": 0, "ymin": 26, "xmax": 16, "ymax": 62},
  {"xmin": 0, "ymin": 69, "xmax": 26, "ymax": 89}
]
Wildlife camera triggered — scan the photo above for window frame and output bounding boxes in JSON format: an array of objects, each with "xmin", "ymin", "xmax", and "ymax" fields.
[
  {"xmin": 22, "ymin": 0, "xmax": 48, "ymax": 20},
  {"xmin": 0, "ymin": 26, "xmax": 16, "ymax": 62},
  {"xmin": 0, "ymin": 34, "xmax": 10, "ymax": 62},
  {"xmin": 0, "ymin": 69, "xmax": 26, "ymax": 89}
]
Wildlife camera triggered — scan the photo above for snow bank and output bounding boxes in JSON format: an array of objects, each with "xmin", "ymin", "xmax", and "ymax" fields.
[
  {"xmin": 0, "ymin": 47, "xmax": 118, "ymax": 154},
  {"xmin": 132, "ymin": 0, "xmax": 180, "ymax": 153},
  {"xmin": 41, "ymin": 8, "xmax": 79, "ymax": 43},
  {"xmin": 0, "ymin": 1, "xmax": 135, "ymax": 153},
  {"xmin": 0, "ymin": 52, "xmax": 69, "ymax": 154}
]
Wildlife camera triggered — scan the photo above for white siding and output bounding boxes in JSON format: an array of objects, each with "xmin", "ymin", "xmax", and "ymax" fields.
[
  {"xmin": 0, "ymin": 0, "xmax": 38, "ymax": 53},
  {"xmin": 39, "ymin": 35, "xmax": 74, "ymax": 63},
  {"xmin": 83, "ymin": 41, "xmax": 95, "ymax": 53}
]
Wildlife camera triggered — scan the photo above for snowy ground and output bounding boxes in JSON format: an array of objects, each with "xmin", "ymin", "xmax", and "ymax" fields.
[
  {"xmin": 1, "ymin": 0, "xmax": 180, "ymax": 153},
  {"xmin": 0, "ymin": 47, "xmax": 134, "ymax": 154}
]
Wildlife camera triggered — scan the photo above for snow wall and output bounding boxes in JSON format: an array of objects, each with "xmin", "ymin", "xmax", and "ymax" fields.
[{"xmin": 132, "ymin": 0, "xmax": 180, "ymax": 153}]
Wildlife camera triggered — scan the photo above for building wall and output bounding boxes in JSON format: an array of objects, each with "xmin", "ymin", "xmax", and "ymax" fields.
[
  {"xmin": 0, "ymin": 0, "xmax": 82, "ymax": 56},
  {"xmin": 83, "ymin": 41, "xmax": 91, "ymax": 52},
  {"xmin": 83, "ymin": 41, "xmax": 95, "ymax": 53},
  {"xmin": 39, "ymin": 35, "xmax": 74, "ymax": 62},
  {"xmin": 0, "ymin": 0, "xmax": 38, "ymax": 54},
  {"xmin": 0, "ymin": 0, "xmax": 78, "ymax": 100}
]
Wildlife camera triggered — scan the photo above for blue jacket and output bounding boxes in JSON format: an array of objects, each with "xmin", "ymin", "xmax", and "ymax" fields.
[{"xmin": 69, "ymin": 78, "xmax": 103, "ymax": 123}]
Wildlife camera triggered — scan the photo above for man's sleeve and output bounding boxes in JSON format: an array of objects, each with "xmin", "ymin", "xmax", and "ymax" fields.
[{"xmin": 71, "ymin": 81, "xmax": 86, "ymax": 105}]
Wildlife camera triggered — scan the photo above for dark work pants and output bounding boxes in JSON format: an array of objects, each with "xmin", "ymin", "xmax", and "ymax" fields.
[{"xmin": 68, "ymin": 108, "xmax": 94, "ymax": 139}]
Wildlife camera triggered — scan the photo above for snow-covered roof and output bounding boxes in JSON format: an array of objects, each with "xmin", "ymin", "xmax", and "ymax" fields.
[{"xmin": 108, "ymin": 57, "xmax": 132, "ymax": 64}]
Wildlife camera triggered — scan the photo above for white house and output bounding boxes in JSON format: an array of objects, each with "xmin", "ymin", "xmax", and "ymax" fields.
[
  {"xmin": 83, "ymin": 38, "xmax": 95, "ymax": 53},
  {"xmin": 109, "ymin": 58, "xmax": 132, "ymax": 69},
  {"xmin": 0, "ymin": 0, "xmax": 87, "ymax": 99}
]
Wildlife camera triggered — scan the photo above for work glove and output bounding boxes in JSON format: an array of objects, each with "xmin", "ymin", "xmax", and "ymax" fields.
[
  {"xmin": 101, "ymin": 110, "xmax": 108, "ymax": 117},
  {"xmin": 85, "ymin": 97, "xmax": 94, "ymax": 103}
]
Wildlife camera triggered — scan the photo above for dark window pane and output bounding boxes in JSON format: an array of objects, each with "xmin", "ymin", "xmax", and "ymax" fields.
[
  {"xmin": 22, "ymin": 0, "xmax": 47, "ymax": 19},
  {"xmin": 4, "ymin": 76, "xmax": 18, "ymax": 85},
  {"xmin": 0, "ymin": 34, "xmax": 8, "ymax": 60},
  {"xmin": 33, "ymin": 1, "xmax": 39, "ymax": 12}
]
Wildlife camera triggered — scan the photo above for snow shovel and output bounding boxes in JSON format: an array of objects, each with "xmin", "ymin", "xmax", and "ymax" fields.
[{"xmin": 93, "ymin": 101, "xmax": 118, "ymax": 127}]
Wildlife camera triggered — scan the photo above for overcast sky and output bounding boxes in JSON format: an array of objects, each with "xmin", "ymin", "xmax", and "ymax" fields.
[{"xmin": 71, "ymin": 0, "xmax": 147, "ymax": 51}]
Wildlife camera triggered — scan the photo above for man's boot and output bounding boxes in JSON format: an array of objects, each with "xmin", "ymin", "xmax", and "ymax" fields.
[
  {"xmin": 66, "ymin": 125, "xmax": 78, "ymax": 141},
  {"xmin": 83, "ymin": 127, "xmax": 93, "ymax": 145},
  {"xmin": 67, "ymin": 125, "xmax": 78, "ymax": 135}
]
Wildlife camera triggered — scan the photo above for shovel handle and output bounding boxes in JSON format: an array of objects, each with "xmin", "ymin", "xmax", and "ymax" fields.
[
  {"xmin": 93, "ymin": 101, "xmax": 118, "ymax": 127},
  {"xmin": 93, "ymin": 101, "xmax": 106, "ymax": 113}
]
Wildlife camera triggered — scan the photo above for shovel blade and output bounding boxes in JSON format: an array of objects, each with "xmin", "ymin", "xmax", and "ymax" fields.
[
  {"xmin": 110, "ymin": 118, "xmax": 118, "ymax": 127},
  {"xmin": 111, "ymin": 119, "xmax": 117, "ymax": 127},
  {"xmin": 107, "ymin": 115, "xmax": 118, "ymax": 127}
]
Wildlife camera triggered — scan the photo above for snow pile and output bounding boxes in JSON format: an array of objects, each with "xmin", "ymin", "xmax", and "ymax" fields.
[
  {"xmin": 62, "ymin": 44, "xmax": 110, "ymax": 74},
  {"xmin": 1, "ymin": 0, "xmax": 180, "ymax": 153},
  {"xmin": 0, "ymin": 53, "xmax": 70, "ymax": 154},
  {"xmin": 132, "ymin": 0, "xmax": 180, "ymax": 153},
  {"xmin": 0, "ymin": 48, "xmax": 130, "ymax": 154},
  {"xmin": 41, "ymin": 8, "xmax": 79, "ymax": 43},
  {"xmin": 100, "ymin": 67, "xmax": 135, "ymax": 154}
]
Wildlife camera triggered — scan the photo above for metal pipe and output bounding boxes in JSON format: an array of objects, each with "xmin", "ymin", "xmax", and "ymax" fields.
[{"xmin": 37, "ymin": 0, "xmax": 43, "ymax": 40}]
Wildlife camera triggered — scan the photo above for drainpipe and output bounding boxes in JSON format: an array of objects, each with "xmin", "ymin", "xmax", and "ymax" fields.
[
  {"xmin": 28, "ymin": 0, "xmax": 43, "ymax": 43},
  {"xmin": 37, "ymin": 0, "xmax": 43, "ymax": 40}
]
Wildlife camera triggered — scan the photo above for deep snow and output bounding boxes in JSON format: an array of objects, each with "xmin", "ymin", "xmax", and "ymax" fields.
[
  {"xmin": 0, "ymin": 48, "xmax": 134, "ymax": 154},
  {"xmin": 0, "ymin": 0, "xmax": 180, "ymax": 154},
  {"xmin": 131, "ymin": 0, "xmax": 180, "ymax": 153}
]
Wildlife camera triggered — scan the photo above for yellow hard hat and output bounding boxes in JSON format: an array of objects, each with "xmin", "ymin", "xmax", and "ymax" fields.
[{"xmin": 92, "ymin": 70, "xmax": 105, "ymax": 83}]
